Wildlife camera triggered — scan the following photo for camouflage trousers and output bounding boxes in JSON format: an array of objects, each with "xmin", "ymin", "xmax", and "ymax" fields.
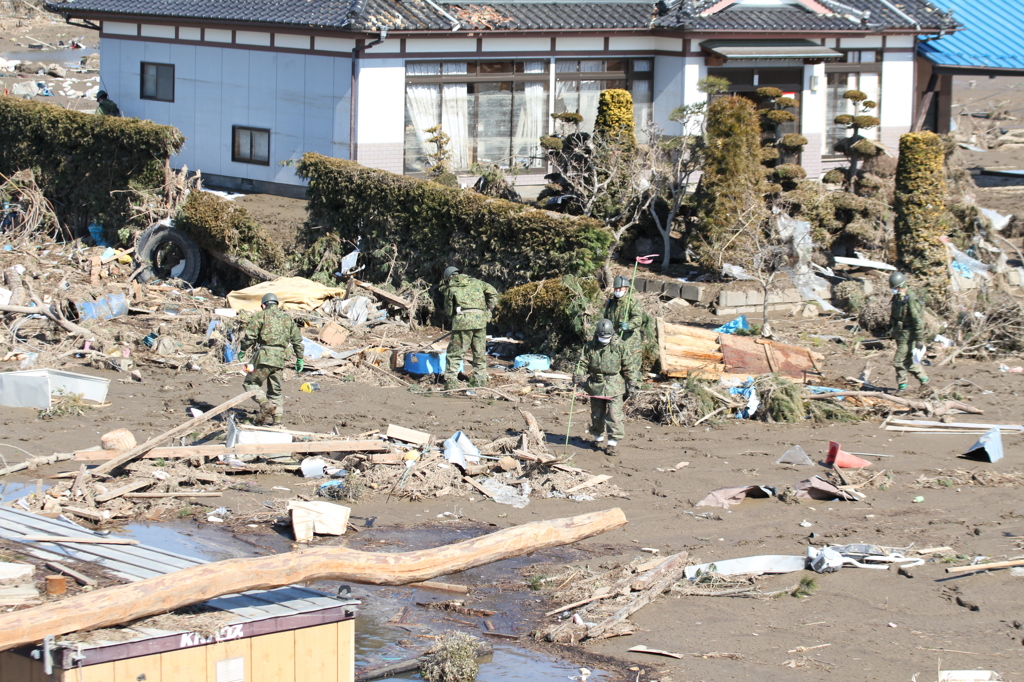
[
  {"xmin": 590, "ymin": 395, "xmax": 625, "ymax": 441},
  {"xmin": 893, "ymin": 334, "xmax": 928, "ymax": 386},
  {"xmin": 444, "ymin": 328, "xmax": 488, "ymax": 387},
  {"xmin": 243, "ymin": 364, "xmax": 284, "ymax": 421}
]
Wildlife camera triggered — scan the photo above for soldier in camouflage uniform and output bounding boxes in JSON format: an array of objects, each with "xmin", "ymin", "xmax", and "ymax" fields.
[
  {"xmin": 604, "ymin": 275, "xmax": 645, "ymax": 376},
  {"xmin": 96, "ymin": 91, "xmax": 121, "ymax": 117},
  {"xmin": 441, "ymin": 266, "xmax": 499, "ymax": 391},
  {"xmin": 888, "ymin": 271, "xmax": 929, "ymax": 392},
  {"xmin": 582, "ymin": 318, "xmax": 638, "ymax": 455},
  {"xmin": 240, "ymin": 293, "xmax": 304, "ymax": 424}
]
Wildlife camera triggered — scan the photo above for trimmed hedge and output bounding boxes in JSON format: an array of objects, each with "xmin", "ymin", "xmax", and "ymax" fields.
[
  {"xmin": 175, "ymin": 191, "xmax": 284, "ymax": 272},
  {"xmin": 894, "ymin": 131, "xmax": 947, "ymax": 286},
  {"xmin": 295, "ymin": 153, "xmax": 612, "ymax": 289},
  {"xmin": 0, "ymin": 97, "xmax": 184, "ymax": 233}
]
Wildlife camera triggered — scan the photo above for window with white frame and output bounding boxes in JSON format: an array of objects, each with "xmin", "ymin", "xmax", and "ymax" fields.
[
  {"xmin": 140, "ymin": 62, "xmax": 174, "ymax": 102},
  {"xmin": 232, "ymin": 126, "xmax": 270, "ymax": 165},
  {"xmin": 403, "ymin": 58, "xmax": 653, "ymax": 174}
]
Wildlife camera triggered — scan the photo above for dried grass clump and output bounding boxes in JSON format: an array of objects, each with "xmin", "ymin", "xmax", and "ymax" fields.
[
  {"xmin": 858, "ymin": 296, "xmax": 890, "ymax": 334},
  {"xmin": 421, "ymin": 630, "xmax": 482, "ymax": 682}
]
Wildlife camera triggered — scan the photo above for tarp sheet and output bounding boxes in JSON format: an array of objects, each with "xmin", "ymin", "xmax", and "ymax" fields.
[{"xmin": 227, "ymin": 277, "xmax": 347, "ymax": 312}]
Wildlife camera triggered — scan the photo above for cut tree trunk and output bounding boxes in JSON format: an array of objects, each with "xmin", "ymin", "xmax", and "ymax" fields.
[
  {"xmin": 207, "ymin": 249, "xmax": 276, "ymax": 282},
  {"xmin": 0, "ymin": 508, "xmax": 627, "ymax": 651},
  {"xmin": 803, "ymin": 390, "xmax": 981, "ymax": 416}
]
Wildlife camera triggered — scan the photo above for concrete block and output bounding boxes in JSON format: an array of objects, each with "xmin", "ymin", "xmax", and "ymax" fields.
[
  {"xmin": 666, "ymin": 298, "xmax": 691, "ymax": 314},
  {"xmin": 718, "ymin": 289, "xmax": 747, "ymax": 307},
  {"xmin": 679, "ymin": 283, "xmax": 705, "ymax": 302},
  {"xmin": 746, "ymin": 289, "xmax": 765, "ymax": 306},
  {"xmin": 645, "ymin": 279, "xmax": 665, "ymax": 295},
  {"xmin": 662, "ymin": 282, "xmax": 683, "ymax": 299}
]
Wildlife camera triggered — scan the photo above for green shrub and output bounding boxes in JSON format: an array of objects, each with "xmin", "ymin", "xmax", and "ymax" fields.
[
  {"xmin": 421, "ymin": 631, "xmax": 481, "ymax": 682},
  {"xmin": 594, "ymin": 89, "xmax": 637, "ymax": 148},
  {"xmin": 175, "ymin": 192, "xmax": 284, "ymax": 272},
  {"xmin": 894, "ymin": 131, "xmax": 948, "ymax": 290},
  {"xmin": 0, "ymin": 97, "xmax": 184, "ymax": 236},
  {"xmin": 295, "ymin": 154, "xmax": 611, "ymax": 291}
]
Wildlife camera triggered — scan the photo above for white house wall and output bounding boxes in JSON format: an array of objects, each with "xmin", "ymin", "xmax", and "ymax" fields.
[
  {"xmin": 99, "ymin": 37, "xmax": 351, "ymax": 189},
  {"xmin": 879, "ymin": 51, "xmax": 915, "ymax": 152},
  {"xmin": 353, "ymin": 57, "xmax": 405, "ymax": 173}
]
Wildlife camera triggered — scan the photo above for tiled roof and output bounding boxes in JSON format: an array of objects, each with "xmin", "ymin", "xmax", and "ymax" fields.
[
  {"xmin": 45, "ymin": 0, "xmax": 956, "ymax": 32},
  {"xmin": 918, "ymin": 0, "xmax": 1024, "ymax": 72}
]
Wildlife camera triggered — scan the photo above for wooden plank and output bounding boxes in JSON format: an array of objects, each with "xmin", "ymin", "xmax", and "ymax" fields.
[
  {"xmin": 44, "ymin": 561, "xmax": 97, "ymax": 587},
  {"xmin": 63, "ymin": 506, "xmax": 103, "ymax": 522},
  {"xmin": 124, "ymin": 492, "xmax": 222, "ymax": 499},
  {"xmin": 719, "ymin": 334, "xmax": 816, "ymax": 380},
  {"xmin": 75, "ymin": 440, "xmax": 388, "ymax": 461},
  {"xmin": 94, "ymin": 479, "xmax": 152, "ymax": 503},
  {"xmin": 565, "ymin": 474, "xmax": 611, "ymax": 494},
  {"xmin": 660, "ymin": 320, "xmax": 721, "ymax": 342},
  {"xmin": 21, "ymin": 536, "xmax": 138, "ymax": 545},
  {"xmin": 463, "ymin": 476, "xmax": 495, "ymax": 498},
  {"xmin": 114, "ymin": 652, "xmax": 162, "ymax": 682},
  {"xmin": 408, "ymin": 580, "xmax": 470, "ymax": 593},
  {"xmin": 386, "ymin": 424, "xmax": 431, "ymax": 446},
  {"xmin": 339, "ymin": 619, "xmax": 355, "ymax": 682},
  {"xmin": 353, "ymin": 279, "xmax": 412, "ymax": 309},
  {"xmin": 90, "ymin": 390, "xmax": 259, "ymax": 476},
  {"xmin": 888, "ymin": 419, "xmax": 1023, "ymax": 431},
  {"xmin": 0, "ymin": 509, "xmax": 627, "ymax": 652},
  {"xmin": 251, "ymin": 630, "xmax": 295, "ymax": 682},
  {"xmin": 159, "ymin": 645, "xmax": 207, "ymax": 682},
  {"xmin": 946, "ymin": 558, "xmax": 1024, "ymax": 574}
]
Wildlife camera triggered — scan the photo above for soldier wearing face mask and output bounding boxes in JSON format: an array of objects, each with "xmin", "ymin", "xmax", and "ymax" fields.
[
  {"xmin": 581, "ymin": 318, "xmax": 638, "ymax": 455},
  {"xmin": 604, "ymin": 275, "xmax": 645, "ymax": 376}
]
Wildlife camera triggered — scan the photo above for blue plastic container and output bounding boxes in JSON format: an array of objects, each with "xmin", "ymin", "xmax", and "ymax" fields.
[
  {"xmin": 404, "ymin": 351, "xmax": 462, "ymax": 375},
  {"xmin": 74, "ymin": 293, "xmax": 128, "ymax": 321},
  {"xmin": 87, "ymin": 223, "xmax": 110, "ymax": 247},
  {"xmin": 513, "ymin": 354, "xmax": 551, "ymax": 371}
]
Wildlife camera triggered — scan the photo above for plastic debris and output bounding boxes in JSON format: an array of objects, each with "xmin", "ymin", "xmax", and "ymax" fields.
[
  {"xmin": 713, "ymin": 315, "xmax": 749, "ymax": 334},
  {"xmin": 963, "ymin": 427, "xmax": 1003, "ymax": 463},
  {"xmin": 776, "ymin": 445, "xmax": 813, "ymax": 465},
  {"xmin": 443, "ymin": 431, "xmax": 480, "ymax": 469}
]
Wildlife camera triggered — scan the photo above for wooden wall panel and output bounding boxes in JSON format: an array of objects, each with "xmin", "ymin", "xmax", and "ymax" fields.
[
  {"xmin": 250, "ymin": 631, "xmax": 295, "ymax": 682},
  {"xmin": 62, "ymin": 661, "xmax": 117, "ymax": 682},
  {"xmin": 295, "ymin": 624, "xmax": 338, "ymax": 682},
  {"xmin": 338, "ymin": 620, "xmax": 354, "ymax": 682},
  {"xmin": 161, "ymin": 645, "xmax": 207, "ymax": 682},
  {"xmin": 114, "ymin": 652, "xmax": 162, "ymax": 682},
  {"xmin": 205, "ymin": 638, "xmax": 250, "ymax": 682}
]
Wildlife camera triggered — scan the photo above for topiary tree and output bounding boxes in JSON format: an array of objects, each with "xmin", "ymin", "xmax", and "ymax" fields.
[
  {"xmin": 893, "ymin": 131, "xmax": 948, "ymax": 292},
  {"xmin": 826, "ymin": 90, "xmax": 885, "ymax": 193},
  {"xmin": 755, "ymin": 87, "xmax": 807, "ymax": 192},
  {"xmin": 423, "ymin": 124, "xmax": 459, "ymax": 187},
  {"xmin": 594, "ymin": 89, "xmax": 637, "ymax": 149},
  {"xmin": 692, "ymin": 95, "xmax": 769, "ymax": 270}
]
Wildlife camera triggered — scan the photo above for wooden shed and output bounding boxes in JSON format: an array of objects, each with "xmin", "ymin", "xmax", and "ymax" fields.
[
  {"xmin": 0, "ymin": 508, "xmax": 357, "ymax": 682},
  {"xmin": 657, "ymin": 319, "xmax": 822, "ymax": 382}
]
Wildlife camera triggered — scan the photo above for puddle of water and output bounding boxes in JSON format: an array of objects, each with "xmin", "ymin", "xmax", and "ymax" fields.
[
  {"xmin": 372, "ymin": 642, "xmax": 596, "ymax": 682},
  {"xmin": 0, "ymin": 480, "xmax": 49, "ymax": 503},
  {"xmin": 116, "ymin": 521, "xmax": 258, "ymax": 562}
]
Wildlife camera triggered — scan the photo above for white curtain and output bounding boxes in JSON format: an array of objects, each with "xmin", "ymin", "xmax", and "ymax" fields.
[
  {"xmin": 442, "ymin": 83, "xmax": 470, "ymax": 170},
  {"xmin": 632, "ymin": 79, "xmax": 651, "ymax": 143},
  {"xmin": 579, "ymin": 80, "xmax": 601, "ymax": 133},
  {"xmin": 405, "ymin": 83, "xmax": 440, "ymax": 170},
  {"xmin": 514, "ymin": 81, "xmax": 547, "ymax": 168}
]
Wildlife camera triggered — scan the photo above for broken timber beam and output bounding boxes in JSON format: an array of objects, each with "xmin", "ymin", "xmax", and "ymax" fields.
[
  {"xmin": 353, "ymin": 279, "xmax": 412, "ymax": 310},
  {"xmin": 75, "ymin": 440, "xmax": 388, "ymax": 461},
  {"xmin": 0, "ymin": 508, "xmax": 627, "ymax": 651},
  {"xmin": 89, "ymin": 391, "xmax": 258, "ymax": 476}
]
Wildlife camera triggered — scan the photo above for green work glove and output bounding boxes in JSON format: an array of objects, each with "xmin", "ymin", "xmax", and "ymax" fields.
[
  {"xmin": 619, "ymin": 322, "xmax": 630, "ymax": 332},
  {"xmin": 295, "ymin": 359, "xmax": 305, "ymax": 373}
]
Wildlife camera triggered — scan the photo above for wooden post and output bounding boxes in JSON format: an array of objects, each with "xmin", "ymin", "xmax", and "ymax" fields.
[
  {"xmin": 912, "ymin": 72, "xmax": 940, "ymax": 133},
  {"xmin": 0, "ymin": 508, "xmax": 627, "ymax": 651}
]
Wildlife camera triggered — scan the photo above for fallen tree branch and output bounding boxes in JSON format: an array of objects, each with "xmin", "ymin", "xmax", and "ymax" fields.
[
  {"xmin": 0, "ymin": 508, "xmax": 627, "ymax": 651},
  {"xmin": 803, "ymin": 390, "xmax": 982, "ymax": 415},
  {"xmin": 206, "ymin": 249, "xmax": 277, "ymax": 282},
  {"xmin": 0, "ymin": 303, "xmax": 96, "ymax": 338},
  {"xmin": 0, "ymin": 452, "xmax": 73, "ymax": 476}
]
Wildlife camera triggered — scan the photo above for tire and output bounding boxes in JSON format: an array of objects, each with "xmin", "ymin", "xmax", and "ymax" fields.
[{"xmin": 136, "ymin": 223, "xmax": 203, "ymax": 285}]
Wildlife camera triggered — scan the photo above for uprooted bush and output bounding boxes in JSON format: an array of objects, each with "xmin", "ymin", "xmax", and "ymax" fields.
[
  {"xmin": 175, "ymin": 191, "xmax": 285, "ymax": 273},
  {"xmin": 0, "ymin": 97, "xmax": 184, "ymax": 236},
  {"xmin": 493, "ymin": 275, "xmax": 602, "ymax": 368},
  {"xmin": 420, "ymin": 631, "xmax": 483, "ymax": 682},
  {"xmin": 295, "ymin": 154, "xmax": 611, "ymax": 293}
]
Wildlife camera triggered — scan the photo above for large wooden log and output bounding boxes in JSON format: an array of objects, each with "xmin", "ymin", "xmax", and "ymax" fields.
[
  {"xmin": 75, "ymin": 439, "xmax": 387, "ymax": 461},
  {"xmin": 0, "ymin": 508, "xmax": 626, "ymax": 651}
]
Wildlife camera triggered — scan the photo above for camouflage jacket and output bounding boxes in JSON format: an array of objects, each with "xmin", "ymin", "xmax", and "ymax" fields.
[
  {"xmin": 890, "ymin": 289, "xmax": 926, "ymax": 339},
  {"xmin": 97, "ymin": 100, "xmax": 121, "ymax": 116},
  {"xmin": 583, "ymin": 338, "xmax": 636, "ymax": 398},
  {"xmin": 240, "ymin": 306, "xmax": 303, "ymax": 368},
  {"xmin": 443, "ymin": 274, "xmax": 499, "ymax": 331},
  {"xmin": 604, "ymin": 293, "xmax": 644, "ymax": 337}
]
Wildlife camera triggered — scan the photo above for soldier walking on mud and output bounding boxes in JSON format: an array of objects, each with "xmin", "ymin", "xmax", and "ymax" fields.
[
  {"xmin": 240, "ymin": 293, "xmax": 304, "ymax": 424},
  {"xmin": 888, "ymin": 271, "xmax": 929, "ymax": 393},
  {"xmin": 582, "ymin": 318, "xmax": 637, "ymax": 455},
  {"xmin": 604, "ymin": 275, "xmax": 645, "ymax": 376},
  {"xmin": 441, "ymin": 266, "xmax": 499, "ymax": 392}
]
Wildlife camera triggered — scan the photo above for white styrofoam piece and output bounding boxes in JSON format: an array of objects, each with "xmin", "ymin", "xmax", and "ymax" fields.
[{"xmin": 0, "ymin": 369, "xmax": 109, "ymax": 409}]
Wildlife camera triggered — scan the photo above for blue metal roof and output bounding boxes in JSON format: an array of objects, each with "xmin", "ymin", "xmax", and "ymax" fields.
[{"xmin": 919, "ymin": 0, "xmax": 1024, "ymax": 73}]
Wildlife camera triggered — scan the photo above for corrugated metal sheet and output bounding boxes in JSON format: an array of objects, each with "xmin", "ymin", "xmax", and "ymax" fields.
[
  {"xmin": 919, "ymin": 0, "xmax": 1024, "ymax": 71},
  {"xmin": 0, "ymin": 507, "xmax": 356, "ymax": 634}
]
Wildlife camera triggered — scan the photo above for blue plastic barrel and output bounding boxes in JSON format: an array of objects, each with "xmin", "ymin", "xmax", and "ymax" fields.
[
  {"xmin": 513, "ymin": 354, "xmax": 551, "ymax": 371},
  {"xmin": 75, "ymin": 293, "xmax": 128, "ymax": 321},
  {"xmin": 404, "ymin": 352, "xmax": 462, "ymax": 375}
]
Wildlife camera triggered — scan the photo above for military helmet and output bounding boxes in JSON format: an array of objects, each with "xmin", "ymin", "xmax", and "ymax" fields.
[
  {"xmin": 443, "ymin": 266, "xmax": 460, "ymax": 281},
  {"xmin": 97, "ymin": 90, "xmax": 108, "ymax": 99},
  {"xmin": 596, "ymin": 318, "xmax": 615, "ymax": 337},
  {"xmin": 613, "ymin": 275, "xmax": 630, "ymax": 289},
  {"xmin": 261, "ymin": 293, "xmax": 279, "ymax": 306},
  {"xmin": 889, "ymin": 272, "xmax": 907, "ymax": 289}
]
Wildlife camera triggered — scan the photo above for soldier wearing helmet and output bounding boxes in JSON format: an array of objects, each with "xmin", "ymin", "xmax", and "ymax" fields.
[
  {"xmin": 888, "ymin": 272, "xmax": 929, "ymax": 392},
  {"xmin": 95, "ymin": 90, "xmax": 121, "ymax": 117},
  {"xmin": 603, "ymin": 274, "xmax": 646, "ymax": 376},
  {"xmin": 440, "ymin": 266, "xmax": 499, "ymax": 392},
  {"xmin": 581, "ymin": 318, "xmax": 638, "ymax": 455},
  {"xmin": 239, "ymin": 292, "xmax": 304, "ymax": 424}
]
